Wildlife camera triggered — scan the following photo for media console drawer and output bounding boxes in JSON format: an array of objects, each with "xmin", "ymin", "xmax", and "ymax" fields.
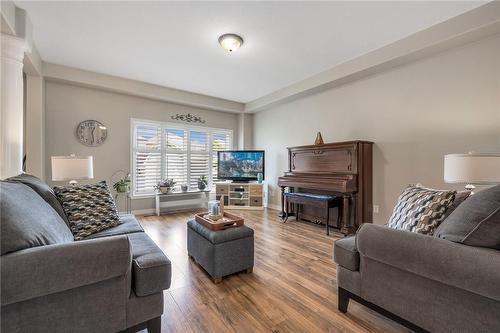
[
  {"xmin": 216, "ymin": 184, "xmax": 229, "ymax": 195},
  {"xmin": 249, "ymin": 185, "xmax": 262, "ymax": 196},
  {"xmin": 250, "ymin": 197, "xmax": 262, "ymax": 206}
]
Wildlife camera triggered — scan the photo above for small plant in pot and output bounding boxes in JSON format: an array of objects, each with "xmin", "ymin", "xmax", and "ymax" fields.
[
  {"xmin": 113, "ymin": 173, "xmax": 131, "ymax": 193},
  {"xmin": 154, "ymin": 179, "xmax": 176, "ymax": 194},
  {"xmin": 197, "ymin": 175, "xmax": 208, "ymax": 190}
]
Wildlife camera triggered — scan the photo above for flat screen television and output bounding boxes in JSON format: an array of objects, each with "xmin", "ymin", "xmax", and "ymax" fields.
[{"xmin": 217, "ymin": 150, "xmax": 265, "ymax": 182}]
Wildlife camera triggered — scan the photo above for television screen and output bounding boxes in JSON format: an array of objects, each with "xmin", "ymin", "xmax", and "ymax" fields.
[{"xmin": 217, "ymin": 151, "xmax": 265, "ymax": 181}]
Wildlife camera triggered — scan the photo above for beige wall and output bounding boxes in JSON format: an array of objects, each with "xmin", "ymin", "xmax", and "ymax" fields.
[
  {"xmin": 237, "ymin": 113, "xmax": 254, "ymax": 149},
  {"xmin": 253, "ymin": 35, "xmax": 500, "ymax": 224},
  {"xmin": 25, "ymin": 74, "xmax": 45, "ymax": 179},
  {"xmin": 45, "ymin": 82, "xmax": 239, "ymax": 211}
]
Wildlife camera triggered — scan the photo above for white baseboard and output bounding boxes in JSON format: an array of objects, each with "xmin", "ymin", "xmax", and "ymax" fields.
[{"xmin": 128, "ymin": 208, "xmax": 155, "ymax": 215}]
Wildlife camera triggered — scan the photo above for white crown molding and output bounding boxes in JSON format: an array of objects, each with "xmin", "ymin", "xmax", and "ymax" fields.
[
  {"xmin": 0, "ymin": 1, "xmax": 16, "ymax": 35},
  {"xmin": 2, "ymin": 2, "xmax": 42, "ymax": 76},
  {"xmin": 245, "ymin": 2, "xmax": 500, "ymax": 113},
  {"xmin": 0, "ymin": 33, "xmax": 26, "ymax": 62},
  {"xmin": 43, "ymin": 63, "xmax": 245, "ymax": 114}
]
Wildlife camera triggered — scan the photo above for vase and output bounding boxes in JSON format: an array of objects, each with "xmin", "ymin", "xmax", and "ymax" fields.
[
  {"xmin": 257, "ymin": 172, "xmax": 263, "ymax": 184},
  {"xmin": 314, "ymin": 131, "xmax": 324, "ymax": 145},
  {"xmin": 181, "ymin": 185, "xmax": 188, "ymax": 192},
  {"xmin": 159, "ymin": 186, "xmax": 171, "ymax": 194},
  {"xmin": 198, "ymin": 182, "xmax": 206, "ymax": 190},
  {"xmin": 116, "ymin": 184, "xmax": 130, "ymax": 193}
]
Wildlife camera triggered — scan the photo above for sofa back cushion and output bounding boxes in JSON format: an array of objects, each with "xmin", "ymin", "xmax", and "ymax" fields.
[
  {"xmin": 435, "ymin": 184, "xmax": 500, "ymax": 249},
  {"xmin": 387, "ymin": 185, "xmax": 456, "ymax": 235},
  {"xmin": 0, "ymin": 182, "xmax": 74, "ymax": 255},
  {"xmin": 54, "ymin": 181, "xmax": 120, "ymax": 240},
  {"xmin": 6, "ymin": 173, "xmax": 70, "ymax": 226}
]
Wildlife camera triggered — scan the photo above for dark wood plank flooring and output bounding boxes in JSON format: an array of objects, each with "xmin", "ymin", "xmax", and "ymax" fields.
[{"xmin": 138, "ymin": 208, "xmax": 409, "ymax": 333}]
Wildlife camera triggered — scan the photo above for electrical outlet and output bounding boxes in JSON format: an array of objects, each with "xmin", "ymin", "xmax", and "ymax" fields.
[{"xmin": 373, "ymin": 205, "xmax": 379, "ymax": 214}]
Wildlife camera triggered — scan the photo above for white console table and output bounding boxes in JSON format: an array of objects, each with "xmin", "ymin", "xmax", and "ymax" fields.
[{"xmin": 155, "ymin": 189, "xmax": 210, "ymax": 216}]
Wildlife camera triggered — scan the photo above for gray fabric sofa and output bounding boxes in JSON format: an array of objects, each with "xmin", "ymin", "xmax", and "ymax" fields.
[
  {"xmin": 334, "ymin": 186, "xmax": 500, "ymax": 333},
  {"xmin": 1, "ymin": 175, "xmax": 171, "ymax": 333}
]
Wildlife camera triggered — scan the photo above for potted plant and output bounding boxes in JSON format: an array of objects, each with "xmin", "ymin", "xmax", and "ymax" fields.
[
  {"xmin": 113, "ymin": 173, "xmax": 131, "ymax": 193},
  {"xmin": 154, "ymin": 179, "xmax": 176, "ymax": 194},
  {"xmin": 197, "ymin": 175, "xmax": 208, "ymax": 190}
]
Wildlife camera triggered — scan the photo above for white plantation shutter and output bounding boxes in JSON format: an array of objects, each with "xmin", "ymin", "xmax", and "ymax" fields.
[
  {"xmin": 131, "ymin": 119, "xmax": 233, "ymax": 196},
  {"xmin": 189, "ymin": 130, "xmax": 209, "ymax": 189},
  {"xmin": 164, "ymin": 128, "xmax": 188, "ymax": 185},
  {"xmin": 133, "ymin": 123, "xmax": 162, "ymax": 195},
  {"xmin": 212, "ymin": 131, "xmax": 232, "ymax": 182}
]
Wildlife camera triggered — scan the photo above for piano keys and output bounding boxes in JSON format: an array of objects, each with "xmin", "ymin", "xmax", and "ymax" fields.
[{"xmin": 278, "ymin": 140, "xmax": 373, "ymax": 235}]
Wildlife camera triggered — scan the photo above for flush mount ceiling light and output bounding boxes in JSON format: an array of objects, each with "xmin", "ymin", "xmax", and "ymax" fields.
[{"xmin": 218, "ymin": 33, "xmax": 243, "ymax": 52}]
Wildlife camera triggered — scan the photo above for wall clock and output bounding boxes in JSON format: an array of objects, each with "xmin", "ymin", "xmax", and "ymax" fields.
[{"xmin": 76, "ymin": 120, "xmax": 108, "ymax": 147}]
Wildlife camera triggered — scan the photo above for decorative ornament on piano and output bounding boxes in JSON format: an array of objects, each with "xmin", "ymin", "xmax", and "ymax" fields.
[
  {"xmin": 171, "ymin": 113, "xmax": 206, "ymax": 124},
  {"xmin": 314, "ymin": 132, "xmax": 324, "ymax": 145}
]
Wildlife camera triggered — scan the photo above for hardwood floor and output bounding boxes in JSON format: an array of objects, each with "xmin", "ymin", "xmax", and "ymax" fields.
[{"xmin": 138, "ymin": 208, "xmax": 409, "ymax": 333}]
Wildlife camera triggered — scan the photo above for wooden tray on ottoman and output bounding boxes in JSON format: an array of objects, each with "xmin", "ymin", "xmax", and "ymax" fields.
[{"xmin": 194, "ymin": 212, "xmax": 244, "ymax": 231}]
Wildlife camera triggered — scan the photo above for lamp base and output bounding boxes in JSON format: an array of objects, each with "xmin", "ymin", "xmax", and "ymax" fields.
[{"xmin": 464, "ymin": 184, "xmax": 475, "ymax": 195}]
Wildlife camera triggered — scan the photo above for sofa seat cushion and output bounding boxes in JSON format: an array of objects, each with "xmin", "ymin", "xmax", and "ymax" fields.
[
  {"xmin": 334, "ymin": 236, "xmax": 359, "ymax": 271},
  {"xmin": 387, "ymin": 185, "xmax": 456, "ymax": 235},
  {"xmin": 0, "ymin": 182, "xmax": 74, "ymax": 255},
  {"xmin": 84, "ymin": 214, "xmax": 144, "ymax": 239},
  {"xmin": 6, "ymin": 173, "xmax": 70, "ymax": 226},
  {"xmin": 435, "ymin": 184, "xmax": 500, "ymax": 249},
  {"xmin": 54, "ymin": 181, "xmax": 120, "ymax": 240},
  {"xmin": 127, "ymin": 233, "xmax": 172, "ymax": 296}
]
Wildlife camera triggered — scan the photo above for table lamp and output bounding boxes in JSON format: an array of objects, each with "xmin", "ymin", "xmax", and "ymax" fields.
[
  {"xmin": 51, "ymin": 154, "xmax": 94, "ymax": 185},
  {"xmin": 444, "ymin": 152, "xmax": 500, "ymax": 193}
]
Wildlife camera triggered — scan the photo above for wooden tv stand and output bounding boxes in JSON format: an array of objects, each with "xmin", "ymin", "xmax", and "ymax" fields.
[{"xmin": 215, "ymin": 182, "xmax": 265, "ymax": 210}]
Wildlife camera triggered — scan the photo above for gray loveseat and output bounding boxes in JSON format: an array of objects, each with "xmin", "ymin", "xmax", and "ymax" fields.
[
  {"xmin": 334, "ymin": 185, "xmax": 500, "ymax": 333},
  {"xmin": 1, "ymin": 174, "xmax": 172, "ymax": 333}
]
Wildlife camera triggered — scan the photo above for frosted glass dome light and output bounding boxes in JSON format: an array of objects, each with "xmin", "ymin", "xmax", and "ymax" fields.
[{"xmin": 218, "ymin": 34, "xmax": 244, "ymax": 52}]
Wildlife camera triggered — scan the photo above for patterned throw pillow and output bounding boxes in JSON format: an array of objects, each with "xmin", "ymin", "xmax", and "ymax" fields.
[
  {"xmin": 387, "ymin": 185, "xmax": 456, "ymax": 235},
  {"xmin": 54, "ymin": 181, "xmax": 120, "ymax": 240}
]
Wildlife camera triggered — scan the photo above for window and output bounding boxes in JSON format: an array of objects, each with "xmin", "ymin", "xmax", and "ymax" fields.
[{"xmin": 131, "ymin": 119, "xmax": 232, "ymax": 196}]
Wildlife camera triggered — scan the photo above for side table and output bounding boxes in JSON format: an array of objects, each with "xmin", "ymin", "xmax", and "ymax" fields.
[{"xmin": 115, "ymin": 192, "xmax": 132, "ymax": 214}]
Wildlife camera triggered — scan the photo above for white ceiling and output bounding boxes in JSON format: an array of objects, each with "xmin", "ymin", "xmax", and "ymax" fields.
[{"xmin": 17, "ymin": 1, "xmax": 485, "ymax": 103}]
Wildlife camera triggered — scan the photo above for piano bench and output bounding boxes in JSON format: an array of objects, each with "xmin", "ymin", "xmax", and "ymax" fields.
[{"xmin": 283, "ymin": 192, "xmax": 342, "ymax": 236}]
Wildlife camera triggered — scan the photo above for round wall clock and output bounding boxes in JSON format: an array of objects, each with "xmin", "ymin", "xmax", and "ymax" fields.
[{"xmin": 76, "ymin": 120, "xmax": 108, "ymax": 147}]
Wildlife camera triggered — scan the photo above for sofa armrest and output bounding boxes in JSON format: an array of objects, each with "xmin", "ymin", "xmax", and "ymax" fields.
[
  {"xmin": 1, "ymin": 235, "xmax": 131, "ymax": 306},
  {"xmin": 133, "ymin": 252, "xmax": 172, "ymax": 296},
  {"xmin": 333, "ymin": 236, "xmax": 359, "ymax": 271},
  {"xmin": 356, "ymin": 224, "xmax": 500, "ymax": 301}
]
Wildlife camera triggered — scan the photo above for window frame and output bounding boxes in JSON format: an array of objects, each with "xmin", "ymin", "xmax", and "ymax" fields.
[{"xmin": 130, "ymin": 118, "xmax": 233, "ymax": 198}]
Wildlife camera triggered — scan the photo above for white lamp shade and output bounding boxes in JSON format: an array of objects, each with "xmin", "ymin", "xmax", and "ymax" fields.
[
  {"xmin": 51, "ymin": 155, "xmax": 94, "ymax": 181},
  {"xmin": 444, "ymin": 153, "xmax": 500, "ymax": 185}
]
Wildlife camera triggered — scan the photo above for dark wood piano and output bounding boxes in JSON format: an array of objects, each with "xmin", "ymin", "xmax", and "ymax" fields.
[{"xmin": 278, "ymin": 140, "xmax": 373, "ymax": 235}]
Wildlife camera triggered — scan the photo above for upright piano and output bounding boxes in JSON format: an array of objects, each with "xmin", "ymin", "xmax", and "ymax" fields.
[{"xmin": 278, "ymin": 140, "xmax": 373, "ymax": 235}]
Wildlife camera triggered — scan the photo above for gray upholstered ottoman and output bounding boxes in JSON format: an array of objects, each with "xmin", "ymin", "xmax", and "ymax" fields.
[{"xmin": 187, "ymin": 219, "xmax": 254, "ymax": 283}]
